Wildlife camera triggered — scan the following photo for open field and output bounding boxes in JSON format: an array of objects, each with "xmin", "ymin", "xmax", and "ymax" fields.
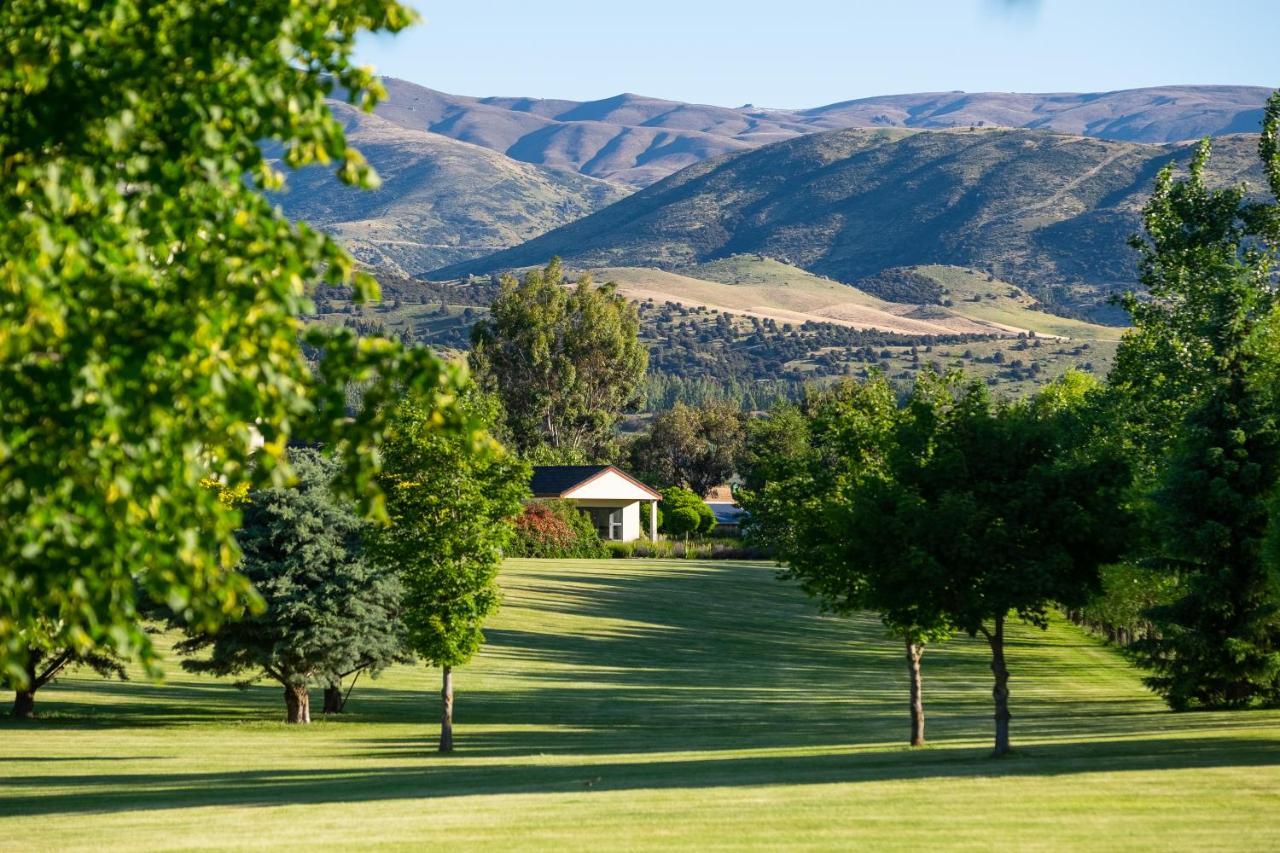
[
  {"xmin": 8, "ymin": 559, "xmax": 1275, "ymax": 850},
  {"xmin": 597, "ymin": 257, "xmax": 1122, "ymax": 341}
]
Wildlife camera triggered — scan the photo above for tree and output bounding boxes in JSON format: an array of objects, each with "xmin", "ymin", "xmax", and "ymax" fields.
[
  {"xmin": 469, "ymin": 258, "xmax": 647, "ymax": 462},
  {"xmin": 374, "ymin": 391, "xmax": 530, "ymax": 751},
  {"xmin": 177, "ymin": 450, "xmax": 406, "ymax": 724},
  {"xmin": 0, "ymin": 0, "xmax": 470, "ymax": 686},
  {"xmin": 659, "ymin": 486, "xmax": 715, "ymax": 537},
  {"xmin": 628, "ymin": 402, "xmax": 746, "ymax": 495},
  {"xmin": 1111, "ymin": 93, "xmax": 1280, "ymax": 709},
  {"xmin": 741, "ymin": 372, "xmax": 1131, "ymax": 753},
  {"xmin": 6, "ymin": 627, "xmax": 125, "ymax": 719}
]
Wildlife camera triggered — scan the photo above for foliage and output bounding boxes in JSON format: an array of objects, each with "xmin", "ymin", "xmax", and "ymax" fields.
[
  {"xmin": 628, "ymin": 402, "xmax": 746, "ymax": 495},
  {"xmin": 659, "ymin": 486, "xmax": 716, "ymax": 537},
  {"xmin": 1112, "ymin": 93, "xmax": 1280, "ymax": 709},
  {"xmin": 176, "ymin": 449, "xmax": 406, "ymax": 722},
  {"xmin": 1072, "ymin": 564, "xmax": 1180, "ymax": 645},
  {"xmin": 6, "ymin": 625, "xmax": 126, "ymax": 718},
  {"xmin": 742, "ymin": 370, "xmax": 1132, "ymax": 752},
  {"xmin": 0, "ymin": 0, "xmax": 475, "ymax": 687},
  {"xmin": 373, "ymin": 391, "xmax": 529, "ymax": 670},
  {"xmin": 469, "ymin": 258, "xmax": 647, "ymax": 462},
  {"xmin": 604, "ymin": 537, "xmax": 766, "ymax": 560},
  {"xmin": 855, "ymin": 267, "xmax": 945, "ymax": 304},
  {"xmin": 511, "ymin": 500, "xmax": 609, "ymax": 559}
]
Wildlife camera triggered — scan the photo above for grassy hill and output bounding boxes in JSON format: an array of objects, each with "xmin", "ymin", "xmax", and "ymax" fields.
[
  {"xmin": 432, "ymin": 127, "xmax": 1267, "ymax": 314},
  {"xmin": 4, "ymin": 558, "xmax": 1278, "ymax": 849},
  {"xmin": 361, "ymin": 79, "xmax": 1273, "ymax": 187},
  {"xmin": 270, "ymin": 102, "xmax": 626, "ymax": 276}
]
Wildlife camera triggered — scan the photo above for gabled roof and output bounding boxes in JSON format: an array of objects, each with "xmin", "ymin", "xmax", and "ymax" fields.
[{"xmin": 530, "ymin": 465, "xmax": 661, "ymax": 500}]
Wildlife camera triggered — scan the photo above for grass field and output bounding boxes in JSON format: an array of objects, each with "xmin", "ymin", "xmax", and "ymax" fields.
[{"xmin": 3, "ymin": 559, "xmax": 1278, "ymax": 850}]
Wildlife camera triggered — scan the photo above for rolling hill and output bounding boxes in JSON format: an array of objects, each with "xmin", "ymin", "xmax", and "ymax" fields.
[
  {"xmin": 269, "ymin": 102, "xmax": 627, "ymax": 276},
  {"xmin": 431, "ymin": 127, "xmax": 1267, "ymax": 313},
  {"xmin": 360, "ymin": 79, "xmax": 1272, "ymax": 187}
]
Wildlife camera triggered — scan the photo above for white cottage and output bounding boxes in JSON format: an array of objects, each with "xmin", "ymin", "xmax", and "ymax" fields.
[{"xmin": 530, "ymin": 465, "xmax": 662, "ymax": 543}]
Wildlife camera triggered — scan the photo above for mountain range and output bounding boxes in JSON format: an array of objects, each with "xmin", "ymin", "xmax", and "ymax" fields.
[{"xmin": 431, "ymin": 126, "xmax": 1267, "ymax": 316}]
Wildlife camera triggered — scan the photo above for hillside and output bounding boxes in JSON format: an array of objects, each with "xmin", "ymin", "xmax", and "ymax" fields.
[
  {"xmin": 359, "ymin": 79, "xmax": 1272, "ymax": 187},
  {"xmin": 5, "ymin": 558, "xmax": 1278, "ymax": 849},
  {"xmin": 432, "ymin": 127, "xmax": 1267, "ymax": 312},
  {"xmin": 598, "ymin": 256, "xmax": 1118, "ymax": 340},
  {"xmin": 270, "ymin": 102, "xmax": 626, "ymax": 276}
]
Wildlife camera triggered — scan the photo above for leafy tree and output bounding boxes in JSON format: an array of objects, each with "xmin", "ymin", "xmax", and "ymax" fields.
[
  {"xmin": 628, "ymin": 402, "xmax": 746, "ymax": 495},
  {"xmin": 6, "ymin": 627, "xmax": 125, "ymax": 719},
  {"xmin": 742, "ymin": 372, "xmax": 1130, "ymax": 753},
  {"xmin": 470, "ymin": 258, "xmax": 647, "ymax": 462},
  {"xmin": 659, "ymin": 486, "xmax": 715, "ymax": 537},
  {"xmin": 177, "ymin": 450, "xmax": 406, "ymax": 724},
  {"xmin": 374, "ymin": 391, "xmax": 529, "ymax": 751},
  {"xmin": 1111, "ymin": 94, "xmax": 1280, "ymax": 709},
  {"xmin": 0, "ymin": 0, "xmax": 469, "ymax": 686}
]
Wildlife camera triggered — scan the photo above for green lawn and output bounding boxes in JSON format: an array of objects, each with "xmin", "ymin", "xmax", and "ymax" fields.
[{"xmin": 3, "ymin": 559, "xmax": 1278, "ymax": 850}]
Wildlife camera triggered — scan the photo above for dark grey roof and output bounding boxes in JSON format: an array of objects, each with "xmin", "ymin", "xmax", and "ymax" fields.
[
  {"xmin": 529, "ymin": 465, "xmax": 612, "ymax": 498},
  {"xmin": 707, "ymin": 502, "xmax": 747, "ymax": 525},
  {"xmin": 529, "ymin": 465, "xmax": 662, "ymax": 499}
]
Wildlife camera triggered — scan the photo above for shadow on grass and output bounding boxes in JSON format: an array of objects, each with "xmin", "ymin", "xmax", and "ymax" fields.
[{"xmin": 3, "ymin": 734, "xmax": 1278, "ymax": 818}]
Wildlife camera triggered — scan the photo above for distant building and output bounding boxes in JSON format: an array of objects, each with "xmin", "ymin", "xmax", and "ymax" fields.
[
  {"xmin": 703, "ymin": 485, "xmax": 747, "ymax": 536},
  {"xmin": 530, "ymin": 465, "xmax": 662, "ymax": 543}
]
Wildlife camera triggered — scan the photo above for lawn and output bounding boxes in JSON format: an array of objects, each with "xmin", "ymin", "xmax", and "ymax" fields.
[{"xmin": 3, "ymin": 559, "xmax": 1278, "ymax": 850}]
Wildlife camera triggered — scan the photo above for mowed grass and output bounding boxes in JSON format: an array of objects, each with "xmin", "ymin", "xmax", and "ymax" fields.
[{"xmin": 3, "ymin": 559, "xmax": 1278, "ymax": 850}]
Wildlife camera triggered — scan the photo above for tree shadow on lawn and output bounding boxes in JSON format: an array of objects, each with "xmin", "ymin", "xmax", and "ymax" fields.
[{"xmin": 3, "ymin": 734, "xmax": 1278, "ymax": 819}]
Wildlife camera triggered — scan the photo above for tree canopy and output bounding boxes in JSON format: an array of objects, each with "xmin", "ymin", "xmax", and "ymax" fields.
[
  {"xmin": 176, "ymin": 449, "xmax": 406, "ymax": 724},
  {"xmin": 0, "ymin": 0, "xmax": 471, "ymax": 687},
  {"xmin": 1111, "ymin": 95, "xmax": 1280, "ymax": 708},
  {"xmin": 628, "ymin": 402, "xmax": 745, "ymax": 495},
  {"xmin": 373, "ymin": 390, "xmax": 530, "ymax": 749},
  {"xmin": 469, "ymin": 258, "xmax": 647, "ymax": 463}
]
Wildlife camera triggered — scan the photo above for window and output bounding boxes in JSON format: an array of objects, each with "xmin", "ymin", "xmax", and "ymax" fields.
[{"xmin": 588, "ymin": 507, "xmax": 624, "ymax": 540}]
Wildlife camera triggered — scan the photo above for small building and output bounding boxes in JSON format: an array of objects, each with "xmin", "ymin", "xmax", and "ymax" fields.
[
  {"xmin": 530, "ymin": 465, "xmax": 662, "ymax": 543},
  {"xmin": 703, "ymin": 485, "xmax": 747, "ymax": 536}
]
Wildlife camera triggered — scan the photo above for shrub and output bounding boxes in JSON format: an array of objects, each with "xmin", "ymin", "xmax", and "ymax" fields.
[
  {"xmin": 606, "ymin": 537, "xmax": 769, "ymax": 560},
  {"xmin": 659, "ymin": 486, "xmax": 715, "ymax": 536},
  {"xmin": 511, "ymin": 499, "xmax": 608, "ymax": 558}
]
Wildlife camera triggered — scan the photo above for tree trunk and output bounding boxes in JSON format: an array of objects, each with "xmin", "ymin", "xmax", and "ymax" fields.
[
  {"xmin": 439, "ymin": 666, "xmax": 454, "ymax": 752},
  {"xmin": 906, "ymin": 638, "xmax": 925, "ymax": 747},
  {"xmin": 284, "ymin": 683, "xmax": 311, "ymax": 724},
  {"xmin": 12, "ymin": 690, "xmax": 35, "ymax": 719},
  {"xmin": 987, "ymin": 615, "xmax": 1012, "ymax": 756},
  {"xmin": 323, "ymin": 683, "xmax": 343, "ymax": 714}
]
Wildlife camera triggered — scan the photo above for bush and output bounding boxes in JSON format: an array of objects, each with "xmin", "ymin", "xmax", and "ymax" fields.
[
  {"xmin": 606, "ymin": 537, "xmax": 769, "ymax": 560},
  {"xmin": 511, "ymin": 500, "xmax": 608, "ymax": 559},
  {"xmin": 659, "ymin": 486, "xmax": 716, "ymax": 536}
]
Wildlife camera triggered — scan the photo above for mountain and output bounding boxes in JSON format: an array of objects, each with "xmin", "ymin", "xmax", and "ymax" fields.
[
  {"xmin": 359, "ymin": 79, "xmax": 1272, "ymax": 187},
  {"xmin": 270, "ymin": 102, "xmax": 626, "ymax": 275},
  {"xmin": 429, "ymin": 127, "xmax": 1267, "ymax": 314}
]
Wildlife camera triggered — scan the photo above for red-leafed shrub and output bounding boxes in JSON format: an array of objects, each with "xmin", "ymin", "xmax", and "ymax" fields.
[{"xmin": 511, "ymin": 500, "xmax": 607, "ymax": 558}]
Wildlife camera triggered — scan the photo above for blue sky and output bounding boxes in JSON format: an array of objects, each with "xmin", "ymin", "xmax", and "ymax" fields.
[{"xmin": 356, "ymin": 0, "xmax": 1279, "ymax": 107}]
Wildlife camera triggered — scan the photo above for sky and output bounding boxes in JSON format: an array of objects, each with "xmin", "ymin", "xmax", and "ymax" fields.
[{"xmin": 355, "ymin": 0, "xmax": 1279, "ymax": 108}]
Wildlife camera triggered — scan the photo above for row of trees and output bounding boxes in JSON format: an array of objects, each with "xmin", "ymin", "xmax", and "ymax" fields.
[{"xmin": 740, "ymin": 96, "xmax": 1280, "ymax": 753}]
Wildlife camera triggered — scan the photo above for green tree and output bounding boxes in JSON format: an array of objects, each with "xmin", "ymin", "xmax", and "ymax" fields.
[
  {"xmin": 6, "ymin": 626, "xmax": 125, "ymax": 719},
  {"xmin": 374, "ymin": 391, "xmax": 530, "ymax": 751},
  {"xmin": 628, "ymin": 402, "xmax": 746, "ymax": 495},
  {"xmin": 659, "ymin": 486, "xmax": 715, "ymax": 537},
  {"xmin": 0, "ymin": 0, "xmax": 470, "ymax": 686},
  {"xmin": 176, "ymin": 450, "xmax": 407, "ymax": 724},
  {"xmin": 469, "ymin": 258, "xmax": 647, "ymax": 462},
  {"xmin": 743, "ymin": 372, "xmax": 1130, "ymax": 754},
  {"xmin": 1111, "ymin": 93, "xmax": 1280, "ymax": 709}
]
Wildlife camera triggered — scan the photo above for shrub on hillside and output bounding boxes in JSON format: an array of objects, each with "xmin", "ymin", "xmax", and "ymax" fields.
[
  {"xmin": 511, "ymin": 499, "xmax": 608, "ymax": 558},
  {"xmin": 855, "ymin": 268, "xmax": 944, "ymax": 304}
]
